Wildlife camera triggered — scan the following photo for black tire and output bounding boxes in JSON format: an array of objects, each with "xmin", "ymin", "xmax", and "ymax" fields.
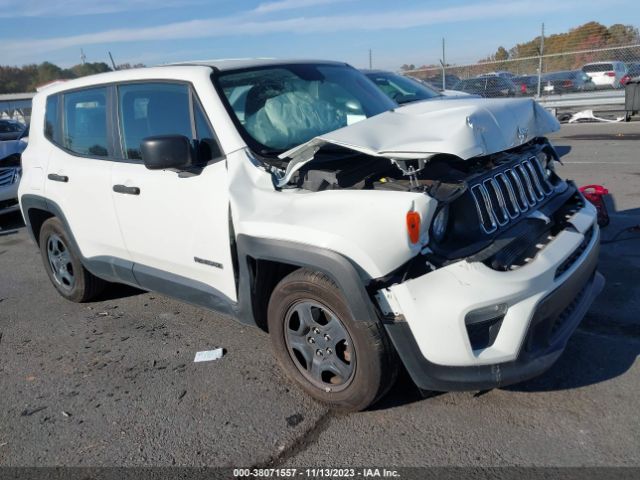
[
  {"xmin": 267, "ymin": 268, "xmax": 398, "ymax": 411},
  {"xmin": 39, "ymin": 217, "xmax": 106, "ymax": 302}
]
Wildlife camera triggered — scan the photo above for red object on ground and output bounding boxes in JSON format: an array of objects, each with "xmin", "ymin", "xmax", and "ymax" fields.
[{"xmin": 580, "ymin": 185, "xmax": 610, "ymax": 227}]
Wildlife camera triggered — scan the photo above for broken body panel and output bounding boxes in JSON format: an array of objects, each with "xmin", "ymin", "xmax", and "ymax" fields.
[
  {"xmin": 277, "ymin": 98, "xmax": 559, "ymax": 187},
  {"xmin": 232, "ymin": 96, "xmax": 600, "ymax": 389}
]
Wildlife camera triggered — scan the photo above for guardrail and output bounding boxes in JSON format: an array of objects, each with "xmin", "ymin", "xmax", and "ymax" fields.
[{"xmin": 535, "ymin": 90, "xmax": 625, "ymax": 111}]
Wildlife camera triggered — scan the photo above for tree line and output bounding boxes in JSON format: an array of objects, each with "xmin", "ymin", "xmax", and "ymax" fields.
[
  {"xmin": 401, "ymin": 22, "xmax": 640, "ymax": 75},
  {"xmin": 0, "ymin": 61, "xmax": 145, "ymax": 94}
]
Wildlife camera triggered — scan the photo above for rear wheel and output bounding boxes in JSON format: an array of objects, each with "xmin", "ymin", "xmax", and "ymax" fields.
[
  {"xmin": 39, "ymin": 217, "xmax": 105, "ymax": 302},
  {"xmin": 267, "ymin": 269, "xmax": 398, "ymax": 411}
]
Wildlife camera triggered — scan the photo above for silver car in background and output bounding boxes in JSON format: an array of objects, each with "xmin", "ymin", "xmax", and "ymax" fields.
[
  {"xmin": 582, "ymin": 61, "xmax": 628, "ymax": 89},
  {"xmin": 0, "ymin": 122, "xmax": 27, "ymax": 216}
]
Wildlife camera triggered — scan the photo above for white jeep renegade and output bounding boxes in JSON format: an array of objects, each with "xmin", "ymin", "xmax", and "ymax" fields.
[{"xmin": 19, "ymin": 60, "xmax": 604, "ymax": 410}]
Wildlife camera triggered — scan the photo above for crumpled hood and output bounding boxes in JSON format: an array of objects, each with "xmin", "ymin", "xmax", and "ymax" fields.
[{"xmin": 277, "ymin": 97, "xmax": 559, "ymax": 186}]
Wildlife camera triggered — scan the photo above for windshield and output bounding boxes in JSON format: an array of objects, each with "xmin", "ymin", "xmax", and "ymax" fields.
[
  {"xmin": 456, "ymin": 78, "xmax": 486, "ymax": 90},
  {"xmin": 216, "ymin": 64, "xmax": 396, "ymax": 154},
  {"xmin": 364, "ymin": 72, "xmax": 441, "ymax": 104},
  {"xmin": 583, "ymin": 63, "xmax": 614, "ymax": 73}
]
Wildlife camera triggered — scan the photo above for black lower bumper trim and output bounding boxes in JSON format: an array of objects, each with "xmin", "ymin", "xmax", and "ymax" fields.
[
  {"xmin": 385, "ymin": 239, "xmax": 604, "ymax": 392},
  {"xmin": 0, "ymin": 198, "xmax": 19, "ymax": 211}
]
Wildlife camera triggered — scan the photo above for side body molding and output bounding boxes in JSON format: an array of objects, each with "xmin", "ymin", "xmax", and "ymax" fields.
[{"xmin": 19, "ymin": 195, "xmax": 378, "ymax": 329}]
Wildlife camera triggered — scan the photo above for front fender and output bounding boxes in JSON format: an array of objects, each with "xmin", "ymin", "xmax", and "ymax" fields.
[{"xmin": 235, "ymin": 235, "xmax": 380, "ymax": 326}]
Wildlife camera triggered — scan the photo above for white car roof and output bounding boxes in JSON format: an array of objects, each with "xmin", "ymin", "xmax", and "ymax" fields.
[
  {"xmin": 582, "ymin": 61, "xmax": 624, "ymax": 65},
  {"xmin": 168, "ymin": 58, "xmax": 348, "ymax": 71},
  {"xmin": 36, "ymin": 59, "xmax": 350, "ymax": 95}
]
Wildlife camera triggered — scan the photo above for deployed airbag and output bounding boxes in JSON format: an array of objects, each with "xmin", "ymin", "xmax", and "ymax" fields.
[{"xmin": 245, "ymin": 91, "xmax": 346, "ymax": 150}]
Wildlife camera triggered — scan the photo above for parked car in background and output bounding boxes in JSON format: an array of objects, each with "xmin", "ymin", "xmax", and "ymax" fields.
[
  {"xmin": 407, "ymin": 75, "xmax": 473, "ymax": 97},
  {"xmin": 542, "ymin": 70, "xmax": 596, "ymax": 94},
  {"xmin": 362, "ymin": 70, "xmax": 442, "ymax": 104},
  {"xmin": 482, "ymin": 71, "xmax": 515, "ymax": 79},
  {"xmin": 511, "ymin": 75, "xmax": 539, "ymax": 95},
  {"xmin": 364, "ymin": 70, "xmax": 472, "ymax": 103},
  {"xmin": 582, "ymin": 61, "xmax": 628, "ymax": 89},
  {"xmin": 622, "ymin": 63, "xmax": 640, "ymax": 85},
  {"xmin": 0, "ymin": 124, "xmax": 27, "ymax": 216},
  {"xmin": 422, "ymin": 73, "xmax": 461, "ymax": 90},
  {"xmin": 452, "ymin": 76, "xmax": 518, "ymax": 97},
  {"xmin": 0, "ymin": 119, "xmax": 27, "ymax": 141}
]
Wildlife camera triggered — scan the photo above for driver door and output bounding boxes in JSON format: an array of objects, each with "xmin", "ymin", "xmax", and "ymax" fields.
[{"xmin": 110, "ymin": 81, "xmax": 237, "ymax": 303}]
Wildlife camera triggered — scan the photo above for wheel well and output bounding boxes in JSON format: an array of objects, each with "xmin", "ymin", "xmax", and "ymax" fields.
[
  {"xmin": 27, "ymin": 208, "xmax": 54, "ymax": 246},
  {"xmin": 247, "ymin": 257, "xmax": 299, "ymax": 332}
]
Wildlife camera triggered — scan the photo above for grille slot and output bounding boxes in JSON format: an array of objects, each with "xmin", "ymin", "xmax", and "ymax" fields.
[
  {"xmin": 530, "ymin": 156, "xmax": 553, "ymax": 195},
  {"xmin": 471, "ymin": 184, "xmax": 497, "ymax": 234},
  {"xmin": 524, "ymin": 160, "xmax": 545, "ymax": 200},
  {"xmin": 506, "ymin": 169, "xmax": 529, "ymax": 211},
  {"xmin": 0, "ymin": 168, "xmax": 17, "ymax": 187},
  {"xmin": 471, "ymin": 157, "xmax": 553, "ymax": 234},
  {"xmin": 483, "ymin": 179, "xmax": 509, "ymax": 226},
  {"xmin": 515, "ymin": 164, "xmax": 536, "ymax": 205},
  {"xmin": 494, "ymin": 173, "xmax": 520, "ymax": 218}
]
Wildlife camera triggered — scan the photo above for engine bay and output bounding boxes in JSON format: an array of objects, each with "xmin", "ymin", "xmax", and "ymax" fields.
[{"xmin": 288, "ymin": 139, "xmax": 559, "ymax": 205}]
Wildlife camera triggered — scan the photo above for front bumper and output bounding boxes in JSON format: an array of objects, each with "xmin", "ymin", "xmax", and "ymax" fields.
[{"xmin": 381, "ymin": 200, "xmax": 604, "ymax": 391}]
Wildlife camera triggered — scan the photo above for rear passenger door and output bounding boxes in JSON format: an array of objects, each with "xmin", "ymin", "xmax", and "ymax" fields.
[
  {"xmin": 43, "ymin": 87, "xmax": 130, "ymax": 267},
  {"xmin": 110, "ymin": 82, "xmax": 238, "ymax": 304}
]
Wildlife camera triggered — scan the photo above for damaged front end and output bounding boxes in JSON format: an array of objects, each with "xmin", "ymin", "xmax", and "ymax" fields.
[
  {"xmin": 230, "ymin": 90, "xmax": 603, "ymax": 390},
  {"xmin": 370, "ymin": 138, "xmax": 574, "ymax": 288},
  {"xmin": 269, "ymin": 97, "xmax": 569, "ymax": 287}
]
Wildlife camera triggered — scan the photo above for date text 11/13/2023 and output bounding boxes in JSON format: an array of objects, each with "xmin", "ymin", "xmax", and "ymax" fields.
[{"xmin": 232, "ymin": 468, "xmax": 401, "ymax": 478}]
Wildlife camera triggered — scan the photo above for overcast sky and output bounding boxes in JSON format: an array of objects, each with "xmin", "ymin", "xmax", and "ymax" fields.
[{"xmin": 0, "ymin": 0, "xmax": 636, "ymax": 69}]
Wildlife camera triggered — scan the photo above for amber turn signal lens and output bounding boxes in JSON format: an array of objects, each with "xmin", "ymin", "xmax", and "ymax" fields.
[{"xmin": 406, "ymin": 211, "xmax": 421, "ymax": 244}]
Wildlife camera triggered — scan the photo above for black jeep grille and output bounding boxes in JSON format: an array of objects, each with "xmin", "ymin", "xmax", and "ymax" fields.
[{"xmin": 470, "ymin": 156, "xmax": 553, "ymax": 234}]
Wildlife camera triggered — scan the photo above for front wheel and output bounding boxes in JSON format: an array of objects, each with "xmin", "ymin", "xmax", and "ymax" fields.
[
  {"xmin": 267, "ymin": 269, "xmax": 398, "ymax": 411},
  {"xmin": 39, "ymin": 217, "xmax": 106, "ymax": 302}
]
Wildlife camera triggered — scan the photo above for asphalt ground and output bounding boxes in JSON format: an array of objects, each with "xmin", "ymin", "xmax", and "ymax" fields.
[{"xmin": 0, "ymin": 122, "xmax": 639, "ymax": 468}]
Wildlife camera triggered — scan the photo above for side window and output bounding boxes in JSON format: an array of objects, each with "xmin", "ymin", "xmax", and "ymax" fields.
[
  {"xmin": 44, "ymin": 94, "xmax": 58, "ymax": 142},
  {"xmin": 194, "ymin": 101, "xmax": 222, "ymax": 161},
  {"xmin": 118, "ymin": 83, "xmax": 192, "ymax": 160},
  {"xmin": 63, "ymin": 87, "xmax": 109, "ymax": 157}
]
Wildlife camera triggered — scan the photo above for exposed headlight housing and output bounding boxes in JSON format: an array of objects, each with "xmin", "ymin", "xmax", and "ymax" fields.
[
  {"xmin": 430, "ymin": 204, "xmax": 449, "ymax": 243},
  {"xmin": 536, "ymin": 150, "xmax": 555, "ymax": 180}
]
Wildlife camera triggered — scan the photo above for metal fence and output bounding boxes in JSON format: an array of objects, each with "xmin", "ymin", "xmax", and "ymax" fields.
[{"xmin": 404, "ymin": 44, "xmax": 640, "ymax": 100}]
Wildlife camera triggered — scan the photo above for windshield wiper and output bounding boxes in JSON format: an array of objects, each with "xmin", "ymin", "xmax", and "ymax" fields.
[{"xmin": 259, "ymin": 148, "xmax": 286, "ymax": 156}]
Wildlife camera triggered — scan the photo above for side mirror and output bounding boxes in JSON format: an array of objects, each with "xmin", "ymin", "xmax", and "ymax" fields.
[{"xmin": 140, "ymin": 135, "xmax": 193, "ymax": 170}]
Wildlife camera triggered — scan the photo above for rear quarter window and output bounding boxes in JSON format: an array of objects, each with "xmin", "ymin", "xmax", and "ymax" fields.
[{"xmin": 44, "ymin": 95, "xmax": 59, "ymax": 142}]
